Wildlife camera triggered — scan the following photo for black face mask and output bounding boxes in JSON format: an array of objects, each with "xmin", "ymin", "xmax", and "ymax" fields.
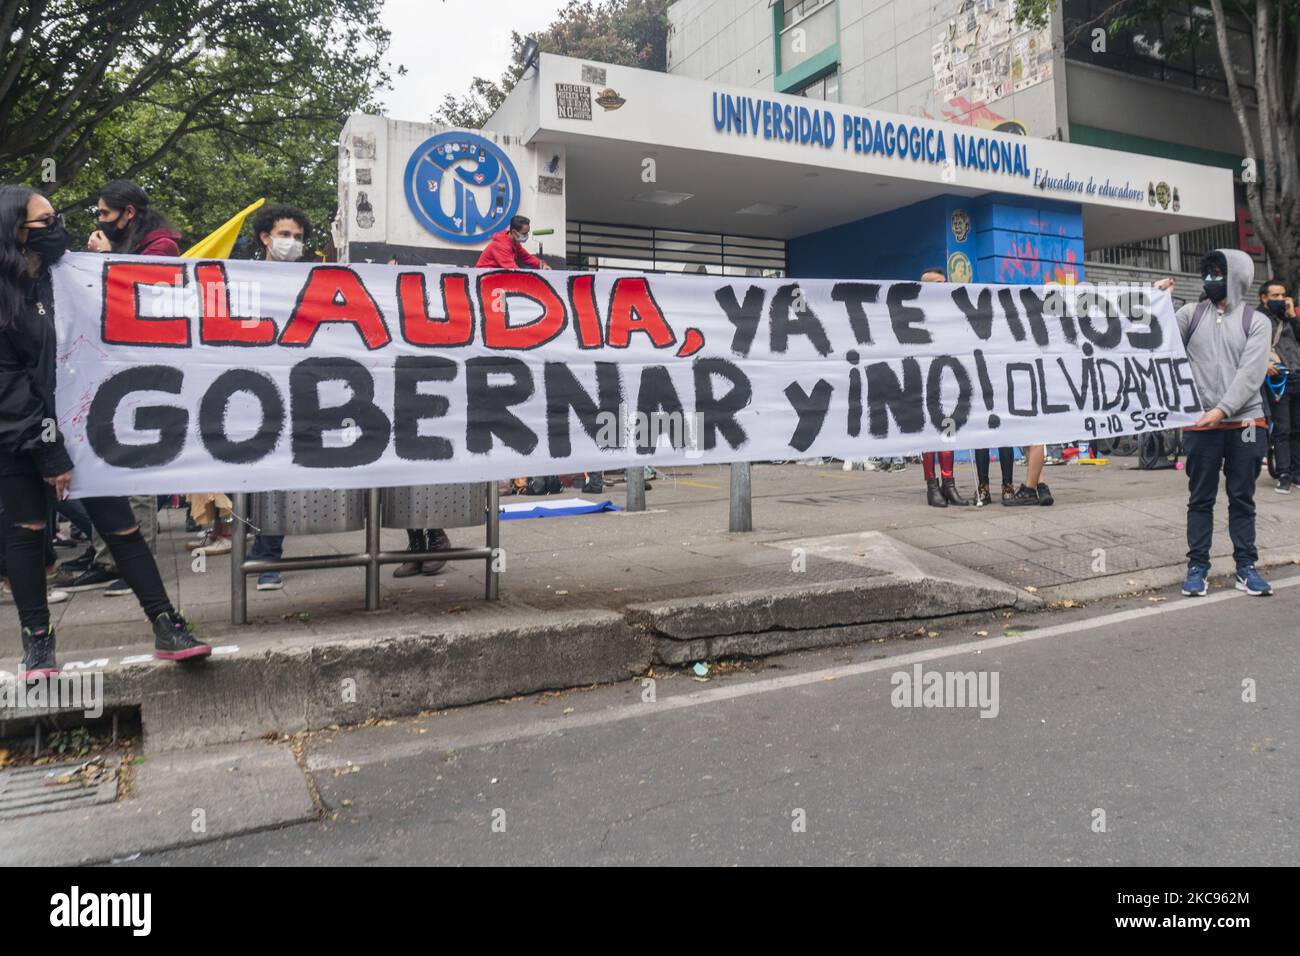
[
  {"xmin": 99, "ymin": 215, "xmax": 127, "ymax": 244},
  {"xmin": 24, "ymin": 222, "xmax": 70, "ymax": 266},
  {"xmin": 1203, "ymin": 276, "xmax": 1228, "ymax": 303},
  {"xmin": 1266, "ymin": 299, "xmax": 1287, "ymax": 317}
]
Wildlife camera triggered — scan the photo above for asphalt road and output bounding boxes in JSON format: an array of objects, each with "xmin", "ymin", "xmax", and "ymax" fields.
[{"xmin": 125, "ymin": 566, "xmax": 1300, "ymax": 866}]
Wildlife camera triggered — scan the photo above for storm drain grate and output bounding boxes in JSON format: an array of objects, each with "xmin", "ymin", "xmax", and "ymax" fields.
[{"xmin": 0, "ymin": 757, "xmax": 120, "ymax": 820}]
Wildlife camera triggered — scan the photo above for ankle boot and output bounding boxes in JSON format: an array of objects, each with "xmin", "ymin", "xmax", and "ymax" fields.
[
  {"xmin": 941, "ymin": 477, "xmax": 970, "ymax": 506},
  {"xmin": 926, "ymin": 478, "xmax": 947, "ymax": 507},
  {"xmin": 975, "ymin": 483, "xmax": 992, "ymax": 507}
]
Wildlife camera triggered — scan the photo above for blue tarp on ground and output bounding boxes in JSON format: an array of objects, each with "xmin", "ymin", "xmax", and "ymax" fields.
[{"xmin": 498, "ymin": 497, "xmax": 623, "ymax": 520}]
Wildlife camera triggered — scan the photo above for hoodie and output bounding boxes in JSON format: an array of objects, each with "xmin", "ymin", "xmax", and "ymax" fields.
[
  {"xmin": 474, "ymin": 230, "xmax": 541, "ymax": 270},
  {"xmin": 133, "ymin": 227, "xmax": 182, "ymax": 257},
  {"xmin": 1174, "ymin": 248, "xmax": 1270, "ymax": 426}
]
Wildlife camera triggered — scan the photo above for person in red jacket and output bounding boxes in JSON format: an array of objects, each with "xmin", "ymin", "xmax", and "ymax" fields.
[
  {"xmin": 85, "ymin": 179, "xmax": 181, "ymax": 257},
  {"xmin": 474, "ymin": 215, "xmax": 550, "ymax": 270}
]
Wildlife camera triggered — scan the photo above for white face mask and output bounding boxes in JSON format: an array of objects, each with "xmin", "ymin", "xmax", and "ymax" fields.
[{"xmin": 268, "ymin": 236, "xmax": 304, "ymax": 261}]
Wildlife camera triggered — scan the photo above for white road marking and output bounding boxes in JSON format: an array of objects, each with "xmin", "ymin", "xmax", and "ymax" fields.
[{"xmin": 307, "ymin": 575, "xmax": 1300, "ymax": 770}]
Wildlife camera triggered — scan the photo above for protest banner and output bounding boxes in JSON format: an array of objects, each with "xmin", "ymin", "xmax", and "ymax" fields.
[{"xmin": 50, "ymin": 253, "xmax": 1201, "ymax": 495}]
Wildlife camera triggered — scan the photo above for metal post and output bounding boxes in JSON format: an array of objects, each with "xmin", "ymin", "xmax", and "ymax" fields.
[
  {"xmin": 230, "ymin": 492, "xmax": 249, "ymax": 625},
  {"xmin": 365, "ymin": 488, "xmax": 382, "ymax": 611},
  {"xmin": 729, "ymin": 461, "xmax": 752, "ymax": 532},
  {"xmin": 485, "ymin": 481, "xmax": 500, "ymax": 600},
  {"xmin": 625, "ymin": 466, "xmax": 645, "ymax": 512}
]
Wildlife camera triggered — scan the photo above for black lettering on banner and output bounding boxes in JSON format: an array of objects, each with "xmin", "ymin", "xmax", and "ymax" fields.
[
  {"xmin": 1122, "ymin": 291, "xmax": 1163, "ymax": 350},
  {"xmin": 864, "ymin": 359, "xmax": 925, "ymax": 437},
  {"xmin": 926, "ymin": 356, "xmax": 972, "ymax": 433},
  {"xmin": 831, "ymin": 282, "xmax": 880, "ymax": 345},
  {"xmin": 1005, "ymin": 362, "xmax": 1039, "ymax": 416},
  {"xmin": 784, "ymin": 379, "xmax": 832, "ymax": 451},
  {"xmin": 1133, "ymin": 357, "xmax": 1162, "ymax": 408},
  {"xmin": 289, "ymin": 358, "xmax": 391, "ymax": 467},
  {"xmin": 995, "ymin": 288, "xmax": 1027, "ymax": 342},
  {"xmin": 693, "ymin": 358, "xmax": 751, "ymax": 450},
  {"xmin": 1034, "ymin": 358, "xmax": 1070, "ymax": 414},
  {"xmin": 1120, "ymin": 358, "xmax": 1150, "ymax": 410},
  {"xmin": 715, "ymin": 285, "xmax": 764, "ymax": 356},
  {"xmin": 886, "ymin": 283, "xmax": 930, "ymax": 345},
  {"xmin": 465, "ymin": 356, "xmax": 538, "ymax": 455},
  {"xmin": 86, "ymin": 365, "xmax": 186, "ymax": 467},
  {"xmin": 1096, "ymin": 358, "xmax": 1125, "ymax": 410},
  {"xmin": 198, "ymin": 369, "xmax": 283, "ymax": 463},
  {"xmin": 544, "ymin": 361, "xmax": 623, "ymax": 458},
  {"xmin": 1172, "ymin": 358, "xmax": 1202, "ymax": 412},
  {"xmin": 769, "ymin": 284, "xmax": 832, "ymax": 356},
  {"xmin": 1018, "ymin": 288, "xmax": 1050, "ymax": 347},
  {"xmin": 1077, "ymin": 308, "xmax": 1123, "ymax": 351},
  {"xmin": 393, "ymin": 356, "xmax": 456, "ymax": 461},
  {"xmin": 635, "ymin": 365, "xmax": 685, "ymax": 455},
  {"xmin": 1058, "ymin": 356, "xmax": 1093, "ymax": 410},
  {"xmin": 952, "ymin": 287, "xmax": 994, "ymax": 340},
  {"xmin": 972, "ymin": 349, "xmax": 996, "ymax": 414}
]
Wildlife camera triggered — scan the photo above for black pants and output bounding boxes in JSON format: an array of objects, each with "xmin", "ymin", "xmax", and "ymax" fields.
[
  {"xmin": 975, "ymin": 448, "xmax": 1015, "ymax": 486},
  {"xmin": 1269, "ymin": 388, "xmax": 1300, "ymax": 480},
  {"xmin": 1183, "ymin": 427, "xmax": 1265, "ymax": 569},
  {"xmin": 0, "ymin": 473, "xmax": 174, "ymax": 632}
]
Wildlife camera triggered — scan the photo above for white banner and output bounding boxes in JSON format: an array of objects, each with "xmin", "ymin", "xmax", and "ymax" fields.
[{"xmin": 50, "ymin": 252, "xmax": 1201, "ymax": 495}]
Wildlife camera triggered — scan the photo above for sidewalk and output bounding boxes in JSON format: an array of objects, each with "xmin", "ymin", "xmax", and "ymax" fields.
[{"xmin": 4, "ymin": 458, "xmax": 1299, "ymax": 748}]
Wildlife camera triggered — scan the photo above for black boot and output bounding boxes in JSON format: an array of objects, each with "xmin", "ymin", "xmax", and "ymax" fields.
[
  {"xmin": 395, "ymin": 530, "xmax": 425, "ymax": 577},
  {"xmin": 974, "ymin": 483, "xmax": 992, "ymax": 507},
  {"xmin": 926, "ymin": 478, "xmax": 948, "ymax": 507},
  {"xmin": 941, "ymin": 477, "xmax": 970, "ymax": 506},
  {"xmin": 20, "ymin": 626, "xmax": 58, "ymax": 680},
  {"xmin": 421, "ymin": 529, "xmax": 451, "ymax": 576},
  {"xmin": 152, "ymin": 611, "xmax": 211, "ymax": 662}
]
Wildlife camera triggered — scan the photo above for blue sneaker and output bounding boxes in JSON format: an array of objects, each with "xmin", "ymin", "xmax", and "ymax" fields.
[
  {"xmin": 1234, "ymin": 565, "xmax": 1273, "ymax": 596},
  {"xmin": 256, "ymin": 571, "xmax": 283, "ymax": 591},
  {"xmin": 1181, "ymin": 564, "xmax": 1209, "ymax": 596}
]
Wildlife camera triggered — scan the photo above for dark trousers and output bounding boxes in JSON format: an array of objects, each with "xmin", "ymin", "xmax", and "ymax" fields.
[
  {"xmin": 248, "ymin": 534, "xmax": 284, "ymax": 562},
  {"xmin": 1184, "ymin": 426, "xmax": 1266, "ymax": 569},
  {"xmin": 975, "ymin": 447, "xmax": 1015, "ymax": 486},
  {"xmin": 1269, "ymin": 388, "xmax": 1300, "ymax": 480}
]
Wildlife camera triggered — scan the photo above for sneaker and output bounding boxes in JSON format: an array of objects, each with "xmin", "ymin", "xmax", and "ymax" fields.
[
  {"xmin": 51, "ymin": 565, "xmax": 117, "ymax": 592},
  {"xmin": 19, "ymin": 626, "xmax": 58, "ymax": 680},
  {"xmin": 888, "ymin": 460, "xmax": 907, "ymax": 473},
  {"xmin": 1035, "ymin": 482, "xmax": 1054, "ymax": 506},
  {"xmin": 256, "ymin": 571, "xmax": 283, "ymax": 591},
  {"xmin": 1181, "ymin": 564, "xmax": 1209, "ymax": 596},
  {"xmin": 1275, "ymin": 477, "xmax": 1293, "ymax": 494},
  {"xmin": 60, "ymin": 546, "xmax": 96, "ymax": 574},
  {"xmin": 422, "ymin": 529, "xmax": 451, "ymax": 575},
  {"xmin": 195, "ymin": 535, "xmax": 231, "ymax": 556},
  {"xmin": 47, "ymin": 589, "xmax": 69, "ymax": 605},
  {"xmin": 1234, "ymin": 565, "xmax": 1273, "ymax": 596},
  {"xmin": 186, "ymin": 531, "xmax": 213, "ymax": 551},
  {"xmin": 103, "ymin": 578, "xmax": 132, "ymax": 597},
  {"xmin": 52, "ymin": 533, "xmax": 78, "ymax": 549},
  {"xmin": 862, "ymin": 460, "xmax": 880, "ymax": 472},
  {"xmin": 152, "ymin": 611, "xmax": 211, "ymax": 661},
  {"xmin": 1003, "ymin": 484, "xmax": 1041, "ymax": 507}
]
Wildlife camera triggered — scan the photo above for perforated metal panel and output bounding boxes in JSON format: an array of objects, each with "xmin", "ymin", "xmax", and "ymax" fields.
[
  {"xmin": 249, "ymin": 490, "xmax": 367, "ymax": 535},
  {"xmin": 381, "ymin": 484, "xmax": 485, "ymax": 530}
]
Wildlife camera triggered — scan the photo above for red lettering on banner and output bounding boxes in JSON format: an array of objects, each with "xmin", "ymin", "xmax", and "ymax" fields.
[
  {"xmin": 398, "ymin": 272, "xmax": 474, "ymax": 347},
  {"xmin": 567, "ymin": 274, "xmax": 604, "ymax": 349},
  {"xmin": 606, "ymin": 277, "xmax": 674, "ymax": 349},
  {"xmin": 479, "ymin": 271, "xmax": 567, "ymax": 350},
  {"xmin": 279, "ymin": 266, "xmax": 390, "ymax": 349},
  {"xmin": 102, "ymin": 261, "xmax": 190, "ymax": 347},
  {"xmin": 196, "ymin": 262, "xmax": 276, "ymax": 345}
]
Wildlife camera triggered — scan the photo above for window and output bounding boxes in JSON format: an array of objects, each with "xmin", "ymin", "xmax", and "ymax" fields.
[
  {"xmin": 794, "ymin": 70, "xmax": 840, "ymax": 101},
  {"xmin": 782, "ymin": 0, "xmax": 833, "ymax": 30},
  {"xmin": 1063, "ymin": 0, "xmax": 1255, "ymax": 101},
  {"xmin": 778, "ymin": 0, "xmax": 837, "ymax": 77}
]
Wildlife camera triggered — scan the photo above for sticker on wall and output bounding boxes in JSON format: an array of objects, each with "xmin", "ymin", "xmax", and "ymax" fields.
[
  {"xmin": 1155, "ymin": 181, "xmax": 1171, "ymax": 210},
  {"xmin": 356, "ymin": 167, "xmax": 372, "ymax": 185},
  {"xmin": 556, "ymin": 82, "xmax": 593, "ymax": 120},
  {"xmin": 1148, "ymin": 182, "xmax": 1156, "ymax": 207},
  {"xmin": 356, "ymin": 191, "xmax": 375, "ymax": 230},
  {"xmin": 538, "ymin": 175, "xmax": 564, "ymax": 195},
  {"xmin": 951, "ymin": 208, "xmax": 971, "ymax": 242},
  {"xmin": 582, "ymin": 65, "xmax": 607, "ymax": 85},
  {"xmin": 1172, "ymin": 187, "xmax": 1181, "ymax": 212},
  {"xmin": 947, "ymin": 251, "xmax": 973, "ymax": 283},
  {"xmin": 595, "ymin": 87, "xmax": 626, "ymax": 111}
]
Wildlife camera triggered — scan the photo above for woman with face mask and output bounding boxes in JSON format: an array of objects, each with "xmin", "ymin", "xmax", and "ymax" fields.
[{"xmin": 0, "ymin": 185, "xmax": 209, "ymax": 678}]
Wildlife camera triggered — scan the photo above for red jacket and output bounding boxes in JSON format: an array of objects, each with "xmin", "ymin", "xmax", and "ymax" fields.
[
  {"xmin": 474, "ymin": 230, "xmax": 541, "ymax": 270},
  {"xmin": 134, "ymin": 227, "xmax": 182, "ymax": 257}
]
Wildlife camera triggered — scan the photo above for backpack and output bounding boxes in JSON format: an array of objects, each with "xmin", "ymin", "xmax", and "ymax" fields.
[
  {"xmin": 1181, "ymin": 300, "xmax": 1256, "ymax": 345},
  {"xmin": 1137, "ymin": 430, "xmax": 1178, "ymax": 470}
]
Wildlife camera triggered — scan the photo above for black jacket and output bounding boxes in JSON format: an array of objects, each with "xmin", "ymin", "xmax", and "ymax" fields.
[{"xmin": 0, "ymin": 269, "xmax": 74, "ymax": 477}]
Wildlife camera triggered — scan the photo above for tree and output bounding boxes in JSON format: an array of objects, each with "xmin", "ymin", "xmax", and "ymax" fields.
[
  {"xmin": 0, "ymin": 0, "xmax": 395, "ymax": 240},
  {"xmin": 1016, "ymin": 1, "xmax": 1300, "ymax": 291},
  {"xmin": 437, "ymin": 0, "xmax": 669, "ymax": 128}
]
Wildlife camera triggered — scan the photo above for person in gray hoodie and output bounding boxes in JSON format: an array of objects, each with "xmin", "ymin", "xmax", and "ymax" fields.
[{"xmin": 1156, "ymin": 248, "xmax": 1273, "ymax": 597}]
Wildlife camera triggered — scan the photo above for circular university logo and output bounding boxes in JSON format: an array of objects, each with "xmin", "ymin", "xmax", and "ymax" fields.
[{"xmin": 404, "ymin": 132, "xmax": 520, "ymax": 243}]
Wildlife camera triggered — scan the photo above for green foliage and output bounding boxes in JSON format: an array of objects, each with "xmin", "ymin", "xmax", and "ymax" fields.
[{"xmin": 437, "ymin": 0, "xmax": 669, "ymax": 129}]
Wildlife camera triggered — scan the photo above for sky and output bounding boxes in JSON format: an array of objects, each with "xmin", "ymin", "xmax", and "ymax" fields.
[{"xmin": 378, "ymin": 0, "xmax": 573, "ymax": 123}]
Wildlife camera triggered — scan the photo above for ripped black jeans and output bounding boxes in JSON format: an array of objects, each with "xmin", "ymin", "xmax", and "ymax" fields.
[{"xmin": 0, "ymin": 473, "xmax": 173, "ymax": 633}]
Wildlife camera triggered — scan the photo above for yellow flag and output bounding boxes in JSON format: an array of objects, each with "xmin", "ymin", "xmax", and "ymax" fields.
[{"xmin": 181, "ymin": 197, "xmax": 265, "ymax": 259}]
